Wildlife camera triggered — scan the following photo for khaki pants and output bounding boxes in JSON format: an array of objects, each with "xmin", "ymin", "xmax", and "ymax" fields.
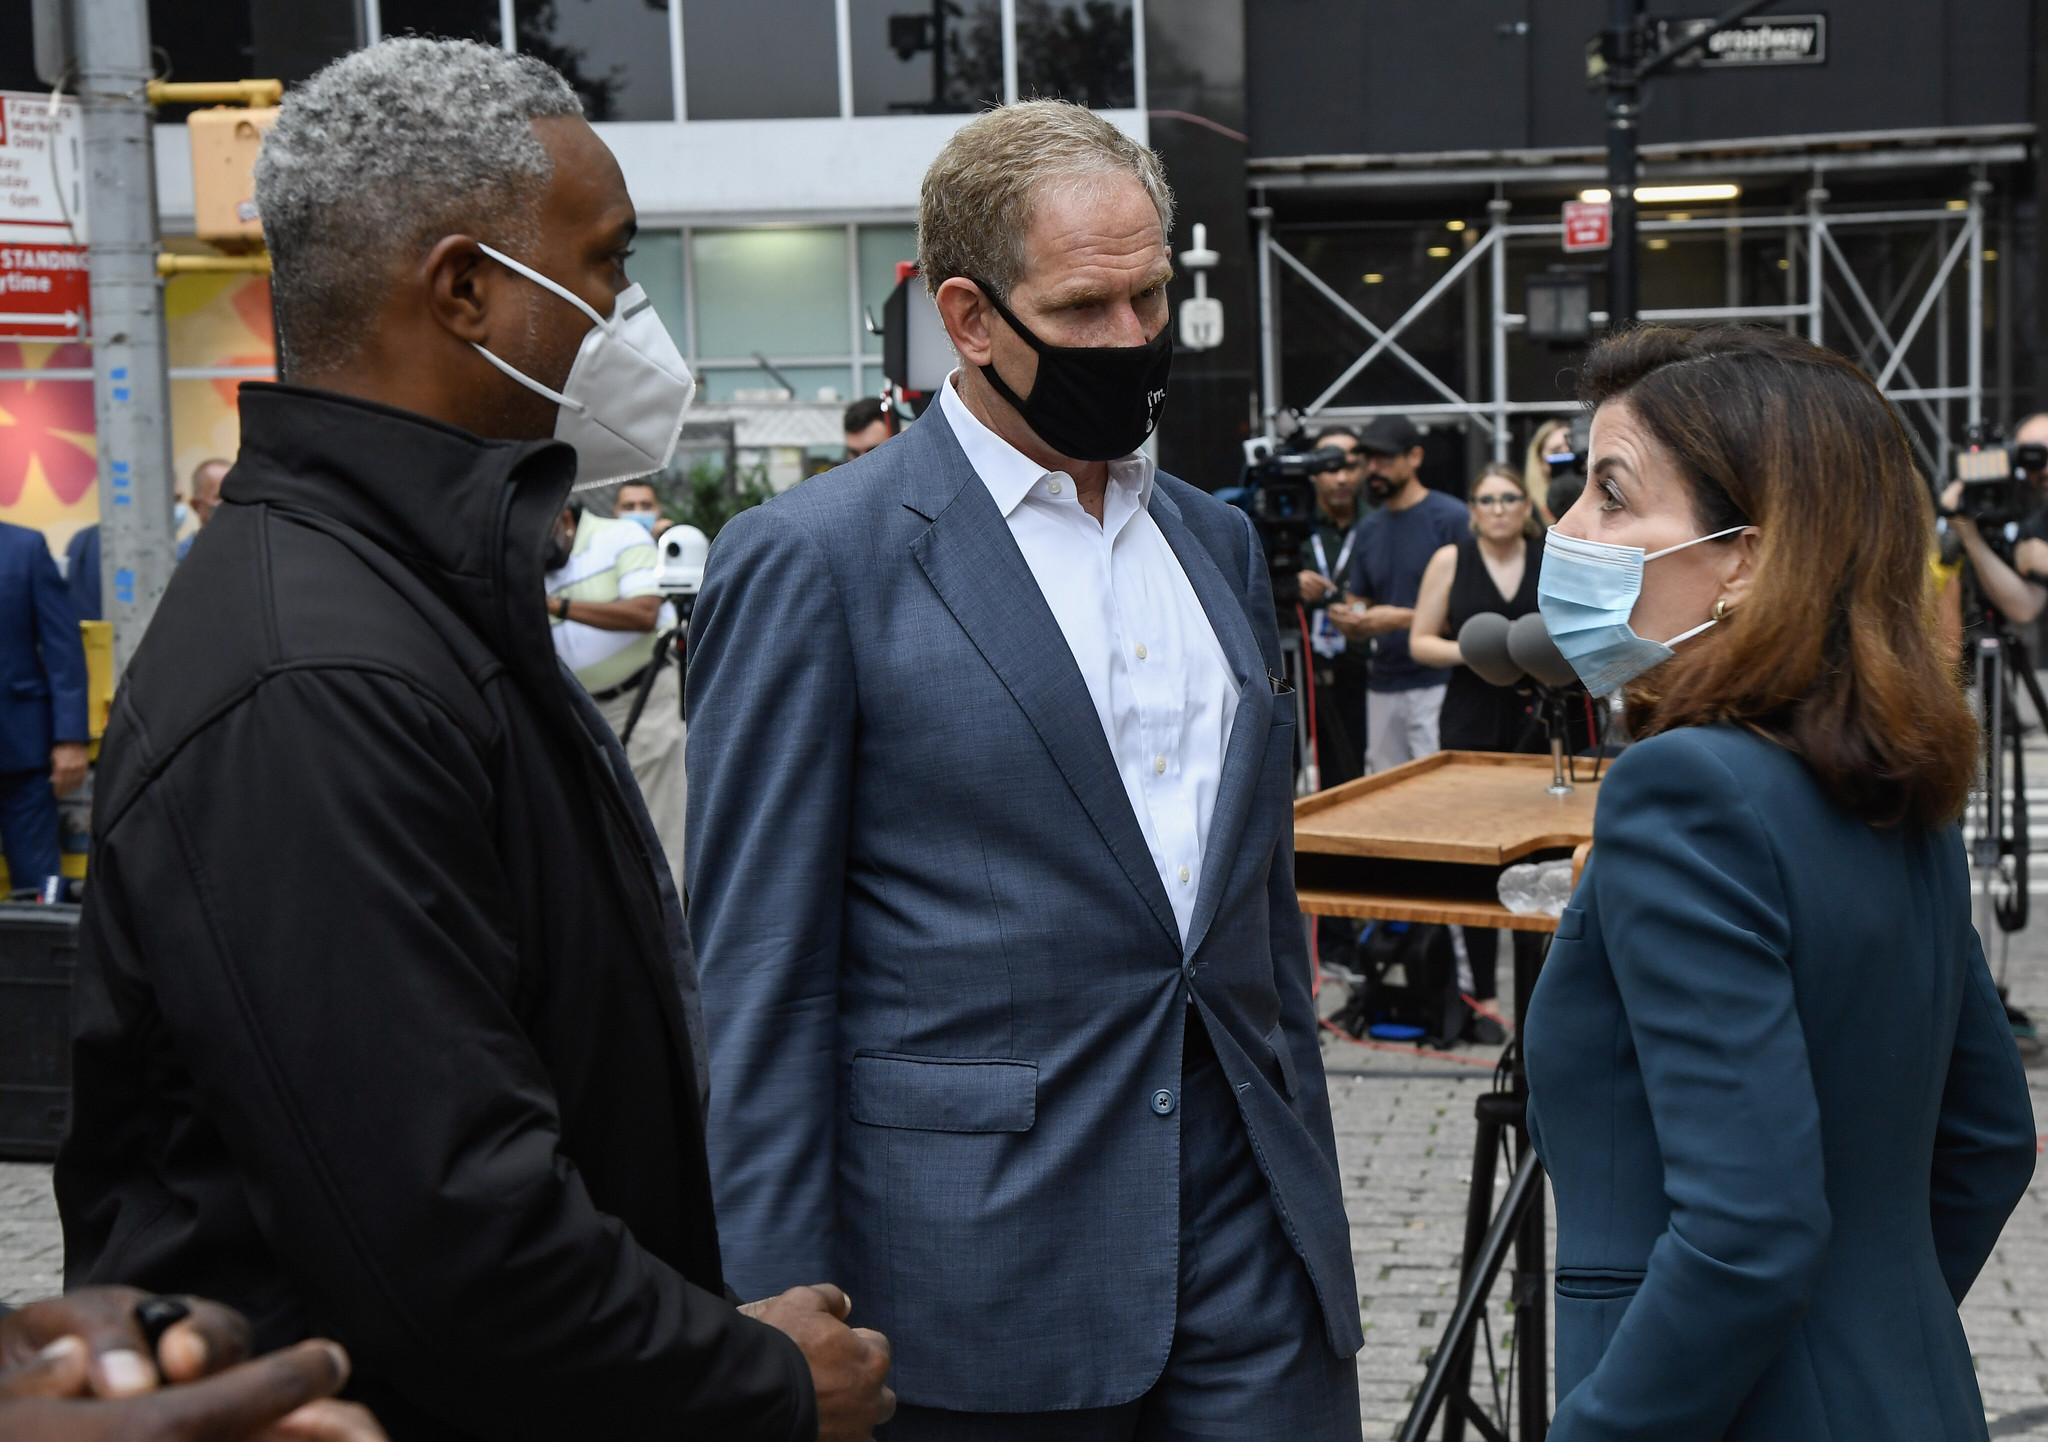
[{"xmin": 594, "ymin": 661, "xmax": 687, "ymax": 891}]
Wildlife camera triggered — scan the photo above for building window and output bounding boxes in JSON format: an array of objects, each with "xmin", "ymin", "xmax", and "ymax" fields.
[
  {"xmin": 375, "ymin": 0, "xmax": 503, "ymax": 47},
  {"xmin": 849, "ymin": 0, "xmax": 1002, "ymax": 116},
  {"xmin": 517, "ymin": 0, "xmax": 676, "ymax": 121},
  {"xmin": 628, "ymin": 223, "xmax": 935, "ymax": 401},
  {"xmin": 1016, "ymin": 0, "xmax": 1136, "ymax": 110},
  {"xmin": 681, "ymin": 0, "xmax": 839, "ymax": 120}
]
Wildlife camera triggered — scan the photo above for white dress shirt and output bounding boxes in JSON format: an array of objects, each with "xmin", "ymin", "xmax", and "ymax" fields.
[{"xmin": 941, "ymin": 375, "xmax": 1240, "ymax": 942}]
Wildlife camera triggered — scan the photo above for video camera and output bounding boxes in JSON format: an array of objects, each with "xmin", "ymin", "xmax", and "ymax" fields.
[
  {"xmin": 1953, "ymin": 441, "xmax": 2048, "ymax": 531},
  {"xmin": 652, "ymin": 524, "xmax": 711, "ymax": 622},
  {"xmin": 1237, "ymin": 434, "xmax": 1355, "ymax": 612}
]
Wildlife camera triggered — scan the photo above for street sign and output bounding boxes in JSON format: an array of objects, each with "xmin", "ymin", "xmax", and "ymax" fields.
[
  {"xmin": 1657, "ymin": 14, "xmax": 1827, "ymax": 68},
  {"xmin": 0, "ymin": 92, "xmax": 88, "ymax": 341},
  {"xmin": 1562, "ymin": 201, "xmax": 1612, "ymax": 254}
]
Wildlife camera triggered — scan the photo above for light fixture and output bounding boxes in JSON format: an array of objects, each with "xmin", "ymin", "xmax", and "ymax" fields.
[
  {"xmin": 1985, "ymin": 250, "xmax": 1999, "ymax": 263},
  {"xmin": 1427, "ymin": 246, "xmax": 1451, "ymax": 258},
  {"xmin": 1646, "ymin": 237, "xmax": 1671, "ymax": 250},
  {"xmin": 1946, "ymin": 199, "xmax": 1969, "ymax": 211},
  {"xmin": 1446, "ymin": 220, "xmax": 1467, "ymax": 232},
  {"xmin": 1667, "ymin": 212, "xmax": 1692, "ymax": 223},
  {"xmin": 1362, "ymin": 273, "xmax": 1385, "ymax": 284},
  {"xmin": 1777, "ymin": 257, "xmax": 1791, "ymax": 271},
  {"xmin": 1577, "ymin": 183, "xmax": 1741, "ymax": 204}
]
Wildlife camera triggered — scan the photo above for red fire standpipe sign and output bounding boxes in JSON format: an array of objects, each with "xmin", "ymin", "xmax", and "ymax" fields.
[{"xmin": 1561, "ymin": 201, "xmax": 1612, "ymax": 255}]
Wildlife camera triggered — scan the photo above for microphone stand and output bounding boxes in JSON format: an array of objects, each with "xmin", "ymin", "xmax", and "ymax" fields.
[{"xmin": 1535, "ymin": 685, "xmax": 1576, "ymax": 796}]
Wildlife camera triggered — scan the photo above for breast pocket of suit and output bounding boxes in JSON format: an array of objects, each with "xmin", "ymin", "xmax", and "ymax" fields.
[{"xmin": 848, "ymin": 1052, "xmax": 1038, "ymax": 1133}]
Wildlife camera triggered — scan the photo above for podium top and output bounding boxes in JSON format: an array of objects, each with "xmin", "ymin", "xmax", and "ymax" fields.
[{"xmin": 1294, "ymin": 751, "xmax": 1599, "ymax": 867}]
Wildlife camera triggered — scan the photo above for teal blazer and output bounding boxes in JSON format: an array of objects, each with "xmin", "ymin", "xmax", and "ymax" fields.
[{"xmin": 1526, "ymin": 725, "xmax": 2036, "ymax": 1441}]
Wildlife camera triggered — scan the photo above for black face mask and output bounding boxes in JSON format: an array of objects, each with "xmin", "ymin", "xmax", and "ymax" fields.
[{"xmin": 974, "ymin": 281, "xmax": 1174, "ymax": 463}]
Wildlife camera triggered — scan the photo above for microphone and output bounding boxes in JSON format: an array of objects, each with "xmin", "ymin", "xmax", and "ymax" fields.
[
  {"xmin": 1455, "ymin": 612, "xmax": 1524, "ymax": 688},
  {"xmin": 1507, "ymin": 612, "xmax": 1581, "ymax": 690}
]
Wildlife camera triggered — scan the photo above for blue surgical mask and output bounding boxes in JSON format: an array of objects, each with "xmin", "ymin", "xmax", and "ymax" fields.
[
  {"xmin": 174, "ymin": 502, "xmax": 192, "ymax": 528},
  {"xmin": 620, "ymin": 510, "xmax": 657, "ymax": 533},
  {"xmin": 1537, "ymin": 525, "xmax": 1749, "ymax": 694}
]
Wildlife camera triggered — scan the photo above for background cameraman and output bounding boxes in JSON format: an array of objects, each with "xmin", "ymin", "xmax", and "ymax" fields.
[
  {"xmin": 1943, "ymin": 411, "xmax": 2048, "ymax": 625},
  {"xmin": 1298, "ymin": 426, "xmax": 1369, "ymax": 785}
]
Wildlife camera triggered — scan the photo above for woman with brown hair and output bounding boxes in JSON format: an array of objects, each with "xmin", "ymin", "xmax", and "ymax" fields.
[{"xmin": 1523, "ymin": 325, "xmax": 2035, "ymax": 1442}]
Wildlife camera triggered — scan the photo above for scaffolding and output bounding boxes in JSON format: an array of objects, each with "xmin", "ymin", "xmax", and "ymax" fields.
[{"xmin": 1253, "ymin": 169, "xmax": 2001, "ymax": 478}]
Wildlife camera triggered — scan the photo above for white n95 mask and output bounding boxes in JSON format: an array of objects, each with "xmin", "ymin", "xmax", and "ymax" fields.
[
  {"xmin": 471, "ymin": 243, "xmax": 697, "ymax": 485},
  {"xmin": 1536, "ymin": 525, "xmax": 1748, "ymax": 695}
]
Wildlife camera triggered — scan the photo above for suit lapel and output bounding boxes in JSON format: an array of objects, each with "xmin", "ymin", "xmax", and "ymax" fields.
[
  {"xmin": 904, "ymin": 409, "xmax": 1181, "ymax": 951},
  {"xmin": 1148, "ymin": 490, "xmax": 1275, "ymax": 960}
]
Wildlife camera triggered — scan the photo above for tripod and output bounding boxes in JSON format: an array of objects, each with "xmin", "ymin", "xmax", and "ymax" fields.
[
  {"xmin": 1274, "ymin": 596, "xmax": 1319, "ymax": 794},
  {"xmin": 1400, "ymin": 931, "xmax": 1552, "ymax": 1442},
  {"xmin": 1970, "ymin": 596, "xmax": 2045, "ymax": 1042}
]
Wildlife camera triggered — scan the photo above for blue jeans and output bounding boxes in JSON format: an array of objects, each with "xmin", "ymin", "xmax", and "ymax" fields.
[
  {"xmin": 879, "ymin": 1009, "xmax": 1362, "ymax": 1442},
  {"xmin": 0, "ymin": 767, "xmax": 60, "ymax": 892}
]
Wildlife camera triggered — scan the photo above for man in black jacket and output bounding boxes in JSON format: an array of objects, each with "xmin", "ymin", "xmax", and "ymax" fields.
[{"xmin": 55, "ymin": 37, "xmax": 891, "ymax": 1442}]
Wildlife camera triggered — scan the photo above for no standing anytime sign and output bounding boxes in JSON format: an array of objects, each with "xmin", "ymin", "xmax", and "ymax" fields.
[{"xmin": 0, "ymin": 93, "xmax": 89, "ymax": 343}]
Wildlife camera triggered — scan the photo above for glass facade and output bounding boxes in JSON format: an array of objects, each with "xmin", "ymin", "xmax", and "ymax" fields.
[
  {"xmin": 609, "ymin": 225, "xmax": 933, "ymax": 400},
  {"xmin": 848, "ymin": 0, "xmax": 1002, "ymax": 116},
  {"xmin": 376, "ymin": 0, "xmax": 502, "ymax": 46},
  {"xmin": 517, "ymin": 0, "xmax": 675, "ymax": 121},
  {"xmin": 1016, "ymin": 0, "xmax": 1136, "ymax": 109},
  {"xmin": 682, "ymin": 0, "xmax": 840, "ymax": 120}
]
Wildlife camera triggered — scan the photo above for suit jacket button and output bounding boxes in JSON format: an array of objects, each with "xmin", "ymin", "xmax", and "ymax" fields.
[{"xmin": 1151, "ymin": 1088, "xmax": 1176, "ymax": 1115}]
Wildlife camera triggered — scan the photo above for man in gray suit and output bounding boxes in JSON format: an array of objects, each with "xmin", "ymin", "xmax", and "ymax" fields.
[{"xmin": 687, "ymin": 100, "xmax": 1363, "ymax": 1440}]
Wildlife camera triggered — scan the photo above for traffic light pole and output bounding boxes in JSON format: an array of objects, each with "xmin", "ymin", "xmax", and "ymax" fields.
[
  {"xmin": 1604, "ymin": 0, "xmax": 1643, "ymax": 326},
  {"xmin": 77, "ymin": 0, "xmax": 178, "ymax": 676},
  {"xmin": 1600, "ymin": 0, "xmax": 1781, "ymax": 328}
]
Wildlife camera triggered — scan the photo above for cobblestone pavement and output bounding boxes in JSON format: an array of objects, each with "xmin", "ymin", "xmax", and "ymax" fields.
[{"xmin": 3, "ymin": 949, "xmax": 2044, "ymax": 1438}]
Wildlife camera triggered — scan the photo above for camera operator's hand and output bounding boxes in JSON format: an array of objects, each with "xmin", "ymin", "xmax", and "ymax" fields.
[
  {"xmin": 1, "ymin": 1288, "xmax": 252, "ymax": 1397},
  {"xmin": 740, "ymin": 1285, "xmax": 893, "ymax": 1442},
  {"xmin": 1298, "ymin": 571, "xmax": 1339, "ymax": 605},
  {"xmin": 1941, "ymin": 480, "xmax": 2048, "ymax": 624}
]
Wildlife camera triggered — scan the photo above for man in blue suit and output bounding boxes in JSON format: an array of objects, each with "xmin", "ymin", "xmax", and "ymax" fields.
[
  {"xmin": 0, "ymin": 522, "xmax": 89, "ymax": 892},
  {"xmin": 687, "ymin": 101, "xmax": 1363, "ymax": 1439}
]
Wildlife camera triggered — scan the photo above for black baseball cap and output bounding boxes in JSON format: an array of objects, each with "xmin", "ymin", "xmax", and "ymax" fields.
[{"xmin": 1357, "ymin": 416, "xmax": 1424, "ymax": 456}]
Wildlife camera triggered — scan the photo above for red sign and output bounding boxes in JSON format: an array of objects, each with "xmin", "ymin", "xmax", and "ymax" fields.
[
  {"xmin": 0, "ymin": 243, "xmax": 88, "ymax": 340},
  {"xmin": 1562, "ymin": 201, "xmax": 1613, "ymax": 254}
]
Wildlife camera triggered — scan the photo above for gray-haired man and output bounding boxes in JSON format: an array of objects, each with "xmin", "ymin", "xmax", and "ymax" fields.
[
  {"xmin": 56, "ymin": 38, "xmax": 890, "ymax": 1442},
  {"xmin": 689, "ymin": 101, "xmax": 1364, "ymax": 1440}
]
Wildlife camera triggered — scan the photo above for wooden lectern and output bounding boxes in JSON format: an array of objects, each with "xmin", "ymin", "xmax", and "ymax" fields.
[
  {"xmin": 1294, "ymin": 751, "xmax": 1600, "ymax": 1442},
  {"xmin": 1293, "ymin": 750, "xmax": 1597, "ymax": 933}
]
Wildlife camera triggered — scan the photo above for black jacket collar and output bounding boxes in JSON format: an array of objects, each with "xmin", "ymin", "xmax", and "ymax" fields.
[{"xmin": 224, "ymin": 383, "xmax": 575, "ymax": 681}]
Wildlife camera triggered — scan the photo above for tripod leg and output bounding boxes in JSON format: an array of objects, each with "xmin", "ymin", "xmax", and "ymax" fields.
[
  {"xmin": 1399, "ymin": 1150, "xmax": 1545, "ymax": 1442},
  {"xmin": 1514, "ymin": 1127, "xmax": 1548, "ymax": 1440},
  {"xmin": 1441, "ymin": 1102, "xmax": 1507, "ymax": 1441}
]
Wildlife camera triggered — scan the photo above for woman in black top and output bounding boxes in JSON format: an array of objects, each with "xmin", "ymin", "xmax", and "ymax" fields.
[{"xmin": 1410, "ymin": 464, "xmax": 1544, "ymax": 751}]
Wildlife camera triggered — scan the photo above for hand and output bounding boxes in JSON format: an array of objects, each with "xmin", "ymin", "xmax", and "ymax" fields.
[
  {"xmin": 1, "ymin": 1288, "xmax": 251, "ymax": 1397},
  {"xmin": 0, "ymin": 1336, "xmax": 382, "ymax": 1441},
  {"xmin": 740, "ymin": 1285, "xmax": 893, "ymax": 1442},
  {"xmin": 1325, "ymin": 603, "xmax": 1372, "ymax": 642},
  {"xmin": 49, "ymin": 743, "xmax": 88, "ymax": 799},
  {"xmin": 1298, "ymin": 571, "xmax": 1337, "ymax": 604},
  {"xmin": 1357, "ymin": 604, "xmax": 1413, "ymax": 637},
  {"xmin": 2015, "ymin": 537, "xmax": 2048, "ymax": 579}
]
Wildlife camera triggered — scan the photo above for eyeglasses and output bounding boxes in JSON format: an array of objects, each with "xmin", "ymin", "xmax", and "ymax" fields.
[{"xmin": 1472, "ymin": 494, "xmax": 1529, "ymax": 512}]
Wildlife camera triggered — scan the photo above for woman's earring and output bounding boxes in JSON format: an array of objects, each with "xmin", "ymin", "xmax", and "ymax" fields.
[{"xmin": 1711, "ymin": 599, "xmax": 1730, "ymax": 622}]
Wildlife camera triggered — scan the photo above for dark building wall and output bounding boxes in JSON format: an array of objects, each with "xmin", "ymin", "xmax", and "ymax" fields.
[
  {"xmin": 1250, "ymin": 0, "xmax": 2033, "ymax": 158},
  {"xmin": 1149, "ymin": 0, "xmax": 1258, "ymax": 491}
]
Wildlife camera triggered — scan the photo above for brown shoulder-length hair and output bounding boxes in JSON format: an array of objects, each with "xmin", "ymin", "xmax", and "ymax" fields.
[{"xmin": 1582, "ymin": 324, "xmax": 1975, "ymax": 829}]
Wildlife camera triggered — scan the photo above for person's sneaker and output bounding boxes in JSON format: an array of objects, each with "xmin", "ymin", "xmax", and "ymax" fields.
[{"xmin": 1462, "ymin": 1012, "xmax": 1507, "ymax": 1046}]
